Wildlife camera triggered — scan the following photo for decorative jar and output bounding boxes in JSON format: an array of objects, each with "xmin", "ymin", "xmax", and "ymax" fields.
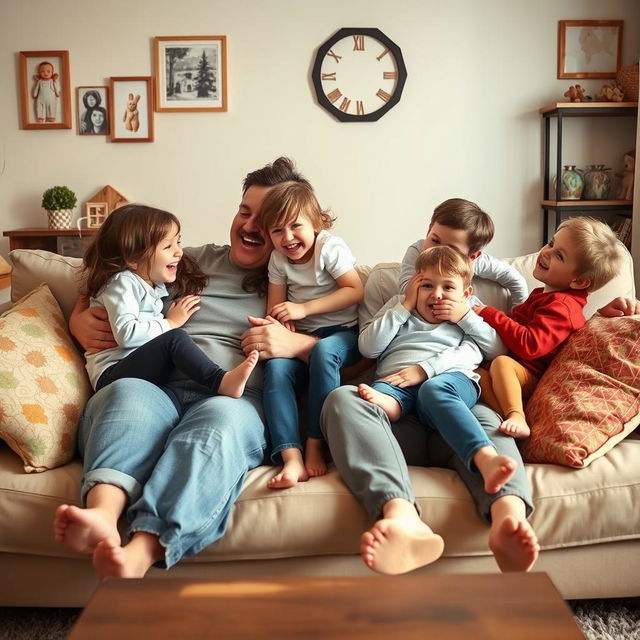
[
  {"xmin": 583, "ymin": 165, "xmax": 612, "ymax": 200},
  {"xmin": 560, "ymin": 165, "xmax": 584, "ymax": 200}
]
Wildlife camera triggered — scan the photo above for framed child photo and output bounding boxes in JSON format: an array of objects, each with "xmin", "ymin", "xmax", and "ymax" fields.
[
  {"xmin": 558, "ymin": 20, "xmax": 623, "ymax": 79},
  {"xmin": 154, "ymin": 35, "xmax": 227, "ymax": 112},
  {"xmin": 109, "ymin": 76, "xmax": 154, "ymax": 142},
  {"xmin": 19, "ymin": 50, "xmax": 71, "ymax": 129},
  {"xmin": 77, "ymin": 86, "xmax": 110, "ymax": 135}
]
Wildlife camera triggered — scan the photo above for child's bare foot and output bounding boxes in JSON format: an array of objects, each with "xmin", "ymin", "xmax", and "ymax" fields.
[
  {"xmin": 218, "ymin": 350, "xmax": 259, "ymax": 398},
  {"xmin": 54, "ymin": 504, "xmax": 120, "ymax": 555},
  {"xmin": 267, "ymin": 448, "xmax": 309, "ymax": 489},
  {"xmin": 474, "ymin": 449, "xmax": 517, "ymax": 494},
  {"xmin": 360, "ymin": 499, "xmax": 444, "ymax": 575},
  {"xmin": 489, "ymin": 516, "xmax": 539, "ymax": 572},
  {"xmin": 498, "ymin": 413, "xmax": 530, "ymax": 439},
  {"xmin": 305, "ymin": 438, "xmax": 327, "ymax": 477},
  {"xmin": 358, "ymin": 384, "xmax": 401, "ymax": 422},
  {"xmin": 93, "ymin": 533, "xmax": 161, "ymax": 579}
]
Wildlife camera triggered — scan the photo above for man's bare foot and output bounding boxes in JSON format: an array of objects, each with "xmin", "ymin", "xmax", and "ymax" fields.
[
  {"xmin": 489, "ymin": 516, "xmax": 539, "ymax": 572},
  {"xmin": 93, "ymin": 533, "xmax": 161, "ymax": 579},
  {"xmin": 498, "ymin": 413, "xmax": 530, "ymax": 439},
  {"xmin": 474, "ymin": 449, "xmax": 517, "ymax": 494},
  {"xmin": 305, "ymin": 438, "xmax": 327, "ymax": 477},
  {"xmin": 218, "ymin": 350, "xmax": 259, "ymax": 398},
  {"xmin": 357, "ymin": 384, "xmax": 401, "ymax": 422},
  {"xmin": 54, "ymin": 504, "xmax": 120, "ymax": 555},
  {"xmin": 267, "ymin": 448, "xmax": 309, "ymax": 489},
  {"xmin": 361, "ymin": 499, "xmax": 444, "ymax": 575}
]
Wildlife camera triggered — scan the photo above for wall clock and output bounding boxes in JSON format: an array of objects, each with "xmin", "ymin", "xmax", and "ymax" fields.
[{"xmin": 311, "ymin": 27, "xmax": 407, "ymax": 122}]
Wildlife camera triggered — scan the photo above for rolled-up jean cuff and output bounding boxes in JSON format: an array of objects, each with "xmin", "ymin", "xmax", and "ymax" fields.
[
  {"xmin": 479, "ymin": 491, "xmax": 534, "ymax": 524},
  {"xmin": 81, "ymin": 468, "xmax": 142, "ymax": 506}
]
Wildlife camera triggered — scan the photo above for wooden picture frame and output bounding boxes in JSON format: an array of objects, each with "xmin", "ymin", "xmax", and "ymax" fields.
[
  {"xmin": 19, "ymin": 50, "xmax": 71, "ymax": 129},
  {"xmin": 77, "ymin": 86, "xmax": 110, "ymax": 135},
  {"xmin": 109, "ymin": 76, "xmax": 154, "ymax": 142},
  {"xmin": 558, "ymin": 20, "xmax": 623, "ymax": 79},
  {"xmin": 154, "ymin": 35, "xmax": 227, "ymax": 112}
]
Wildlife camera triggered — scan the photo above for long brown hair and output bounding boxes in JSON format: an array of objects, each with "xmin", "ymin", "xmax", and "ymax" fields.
[{"xmin": 82, "ymin": 204, "xmax": 207, "ymax": 298}]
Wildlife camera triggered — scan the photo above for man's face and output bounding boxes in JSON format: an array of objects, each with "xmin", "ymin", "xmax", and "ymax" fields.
[{"xmin": 229, "ymin": 185, "xmax": 274, "ymax": 270}]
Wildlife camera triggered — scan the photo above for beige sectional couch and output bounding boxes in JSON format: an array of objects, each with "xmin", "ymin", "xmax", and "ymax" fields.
[{"xmin": 0, "ymin": 247, "xmax": 639, "ymax": 607}]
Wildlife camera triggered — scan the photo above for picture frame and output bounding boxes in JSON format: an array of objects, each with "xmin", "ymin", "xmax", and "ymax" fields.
[
  {"xmin": 77, "ymin": 86, "xmax": 110, "ymax": 135},
  {"xmin": 154, "ymin": 35, "xmax": 227, "ymax": 112},
  {"xmin": 109, "ymin": 76, "xmax": 154, "ymax": 142},
  {"xmin": 19, "ymin": 50, "xmax": 71, "ymax": 129},
  {"xmin": 558, "ymin": 20, "xmax": 623, "ymax": 79}
]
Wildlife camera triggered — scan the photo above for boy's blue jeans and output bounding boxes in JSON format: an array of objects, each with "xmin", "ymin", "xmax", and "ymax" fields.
[
  {"xmin": 263, "ymin": 325, "xmax": 360, "ymax": 462},
  {"xmin": 371, "ymin": 371, "xmax": 494, "ymax": 470}
]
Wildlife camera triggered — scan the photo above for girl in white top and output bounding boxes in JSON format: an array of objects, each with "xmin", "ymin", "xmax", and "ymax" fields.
[
  {"xmin": 259, "ymin": 181, "xmax": 364, "ymax": 489},
  {"xmin": 82, "ymin": 204, "xmax": 257, "ymax": 401}
]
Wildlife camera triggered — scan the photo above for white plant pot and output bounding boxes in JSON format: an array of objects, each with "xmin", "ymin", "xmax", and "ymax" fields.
[{"xmin": 47, "ymin": 209, "xmax": 73, "ymax": 229}]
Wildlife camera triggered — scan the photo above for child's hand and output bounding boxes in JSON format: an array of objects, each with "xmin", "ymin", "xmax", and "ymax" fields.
[
  {"xmin": 472, "ymin": 304, "xmax": 486, "ymax": 314},
  {"xmin": 269, "ymin": 301, "xmax": 307, "ymax": 323},
  {"xmin": 380, "ymin": 365, "xmax": 427, "ymax": 388},
  {"xmin": 433, "ymin": 298, "xmax": 469, "ymax": 323},
  {"xmin": 402, "ymin": 272, "xmax": 422, "ymax": 311},
  {"xmin": 166, "ymin": 295, "xmax": 201, "ymax": 328},
  {"xmin": 598, "ymin": 297, "xmax": 640, "ymax": 317}
]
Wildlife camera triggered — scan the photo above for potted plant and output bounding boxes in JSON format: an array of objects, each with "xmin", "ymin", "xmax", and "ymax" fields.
[{"xmin": 41, "ymin": 185, "xmax": 77, "ymax": 229}]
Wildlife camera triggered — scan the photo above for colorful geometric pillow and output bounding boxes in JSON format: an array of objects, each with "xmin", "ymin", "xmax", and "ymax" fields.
[
  {"xmin": 0, "ymin": 284, "xmax": 91, "ymax": 472},
  {"xmin": 522, "ymin": 315, "xmax": 640, "ymax": 468}
]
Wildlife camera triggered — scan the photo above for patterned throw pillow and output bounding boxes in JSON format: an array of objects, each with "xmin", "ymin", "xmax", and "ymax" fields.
[
  {"xmin": 523, "ymin": 315, "xmax": 640, "ymax": 468},
  {"xmin": 0, "ymin": 284, "xmax": 91, "ymax": 472}
]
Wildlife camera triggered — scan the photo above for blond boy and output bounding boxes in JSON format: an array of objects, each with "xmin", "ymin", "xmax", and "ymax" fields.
[{"xmin": 475, "ymin": 217, "xmax": 624, "ymax": 438}]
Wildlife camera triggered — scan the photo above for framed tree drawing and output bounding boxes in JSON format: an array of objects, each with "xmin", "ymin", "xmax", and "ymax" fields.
[
  {"xmin": 154, "ymin": 35, "xmax": 227, "ymax": 112},
  {"xmin": 19, "ymin": 50, "xmax": 71, "ymax": 129},
  {"xmin": 558, "ymin": 20, "xmax": 623, "ymax": 79},
  {"xmin": 109, "ymin": 77, "xmax": 154, "ymax": 142}
]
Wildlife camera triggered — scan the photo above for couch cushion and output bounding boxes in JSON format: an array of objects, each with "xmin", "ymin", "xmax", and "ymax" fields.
[
  {"xmin": 9, "ymin": 250, "xmax": 83, "ymax": 322},
  {"xmin": 1, "ymin": 433, "xmax": 639, "ymax": 561},
  {"xmin": 0, "ymin": 284, "xmax": 91, "ymax": 472},
  {"xmin": 523, "ymin": 315, "xmax": 640, "ymax": 468}
]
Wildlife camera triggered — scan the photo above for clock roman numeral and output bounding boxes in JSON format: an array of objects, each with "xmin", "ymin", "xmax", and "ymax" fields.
[
  {"xmin": 352, "ymin": 35, "xmax": 365, "ymax": 51},
  {"xmin": 327, "ymin": 88, "xmax": 343, "ymax": 103},
  {"xmin": 383, "ymin": 71, "xmax": 397, "ymax": 80},
  {"xmin": 327, "ymin": 49, "xmax": 342, "ymax": 63},
  {"xmin": 339, "ymin": 97, "xmax": 351, "ymax": 112},
  {"xmin": 321, "ymin": 72, "xmax": 336, "ymax": 81},
  {"xmin": 376, "ymin": 48, "xmax": 390, "ymax": 61},
  {"xmin": 376, "ymin": 89, "xmax": 391, "ymax": 102},
  {"xmin": 356, "ymin": 101, "xmax": 364, "ymax": 115}
]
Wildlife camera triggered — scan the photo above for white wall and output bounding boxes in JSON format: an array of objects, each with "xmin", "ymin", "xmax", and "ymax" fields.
[{"xmin": 1, "ymin": 0, "xmax": 638, "ymax": 269}]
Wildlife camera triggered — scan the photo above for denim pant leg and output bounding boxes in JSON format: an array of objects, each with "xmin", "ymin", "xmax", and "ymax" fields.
[
  {"xmin": 263, "ymin": 357, "xmax": 307, "ymax": 462},
  {"xmin": 78, "ymin": 378, "xmax": 181, "ymax": 505},
  {"xmin": 321, "ymin": 386, "xmax": 415, "ymax": 519},
  {"xmin": 416, "ymin": 372, "xmax": 492, "ymax": 470},
  {"xmin": 370, "ymin": 380, "xmax": 419, "ymax": 418},
  {"xmin": 96, "ymin": 328, "xmax": 226, "ymax": 394},
  {"xmin": 127, "ymin": 385, "xmax": 268, "ymax": 568},
  {"xmin": 306, "ymin": 326, "xmax": 360, "ymax": 439}
]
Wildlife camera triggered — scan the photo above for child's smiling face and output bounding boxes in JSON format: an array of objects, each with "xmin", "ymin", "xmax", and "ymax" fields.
[{"xmin": 414, "ymin": 266, "xmax": 472, "ymax": 323}]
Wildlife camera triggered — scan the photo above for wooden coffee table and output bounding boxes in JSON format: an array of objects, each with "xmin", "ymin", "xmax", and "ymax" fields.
[{"xmin": 69, "ymin": 572, "xmax": 584, "ymax": 639}]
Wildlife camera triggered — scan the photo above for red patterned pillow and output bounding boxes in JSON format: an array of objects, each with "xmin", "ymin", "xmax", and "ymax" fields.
[{"xmin": 522, "ymin": 315, "xmax": 640, "ymax": 468}]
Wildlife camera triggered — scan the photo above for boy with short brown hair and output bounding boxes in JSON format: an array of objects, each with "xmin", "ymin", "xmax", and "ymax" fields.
[
  {"xmin": 400, "ymin": 198, "xmax": 528, "ymax": 308},
  {"xmin": 476, "ymin": 217, "xmax": 624, "ymax": 438}
]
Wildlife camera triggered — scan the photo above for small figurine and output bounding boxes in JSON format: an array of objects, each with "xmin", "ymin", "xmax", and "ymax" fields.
[
  {"xmin": 596, "ymin": 83, "xmax": 624, "ymax": 102},
  {"xmin": 564, "ymin": 84, "xmax": 586, "ymax": 102},
  {"xmin": 616, "ymin": 150, "xmax": 635, "ymax": 201},
  {"xmin": 123, "ymin": 93, "xmax": 140, "ymax": 132},
  {"xmin": 32, "ymin": 60, "xmax": 60, "ymax": 123}
]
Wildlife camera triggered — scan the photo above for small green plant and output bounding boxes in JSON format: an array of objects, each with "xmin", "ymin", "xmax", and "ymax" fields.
[{"xmin": 41, "ymin": 185, "xmax": 77, "ymax": 211}]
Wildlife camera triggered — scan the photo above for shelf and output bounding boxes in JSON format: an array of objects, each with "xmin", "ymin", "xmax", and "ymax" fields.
[
  {"xmin": 541, "ymin": 200, "xmax": 632, "ymax": 208},
  {"xmin": 540, "ymin": 102, "xmax": 638, "ymax": 117}
]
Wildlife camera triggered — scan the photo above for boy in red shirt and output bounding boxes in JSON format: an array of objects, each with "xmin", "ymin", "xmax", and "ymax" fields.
[{"xmin": 474, "ymin": 217, "xmax": 623, "ymax": 439}]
